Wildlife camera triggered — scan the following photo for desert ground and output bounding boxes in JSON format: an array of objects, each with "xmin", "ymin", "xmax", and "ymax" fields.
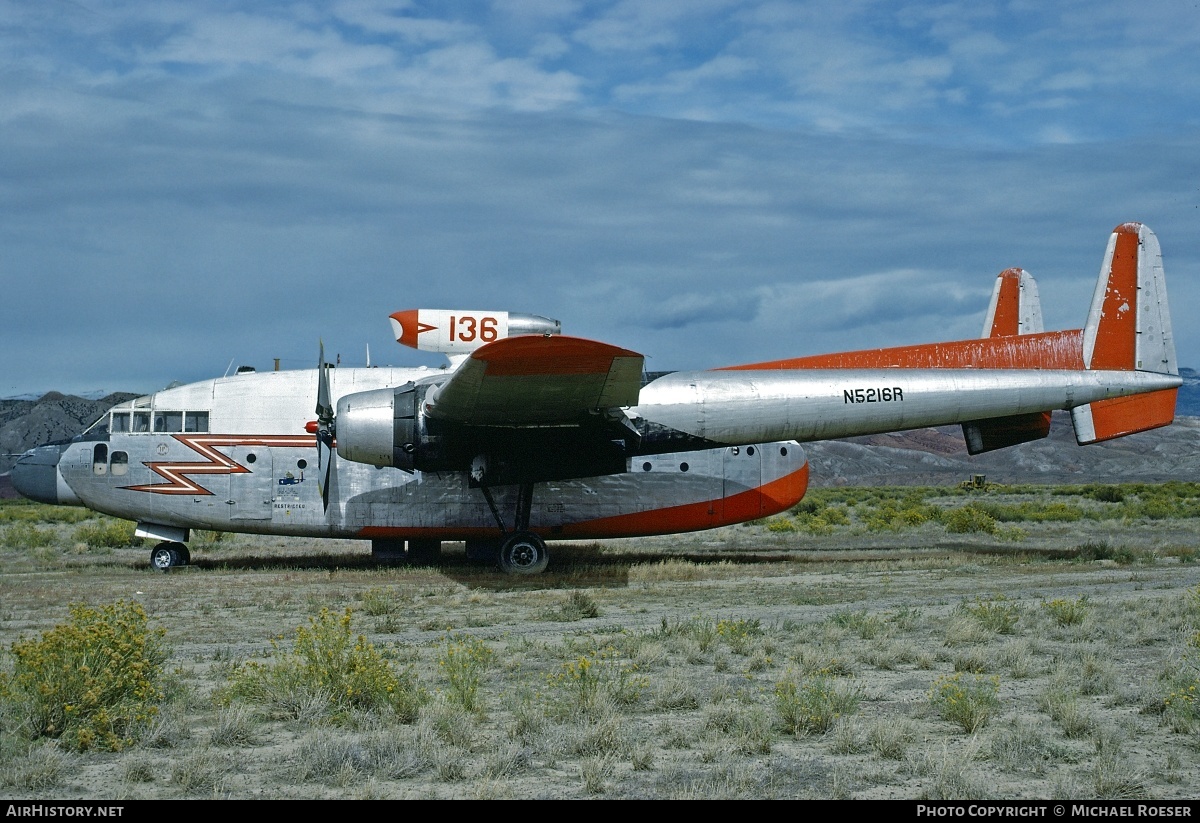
[{"xmin": 2, "ymin": 483, "xmax": 1200, "ymax": 800}]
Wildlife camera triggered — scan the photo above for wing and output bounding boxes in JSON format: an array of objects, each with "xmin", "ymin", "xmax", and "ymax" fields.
[{"xmin": 424, "ymin": 335, "xmax": 644, "ymax": 426}]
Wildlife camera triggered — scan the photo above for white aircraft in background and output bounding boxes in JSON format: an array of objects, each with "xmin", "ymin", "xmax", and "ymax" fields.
[{"xmin": 12, "ymin": 223, "xmax": 1180, "ymax": 574}]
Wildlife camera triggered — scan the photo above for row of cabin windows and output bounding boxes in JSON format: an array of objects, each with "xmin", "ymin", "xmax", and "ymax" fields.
[
  {"xmin": 110, "ymin": 410, "xmax": 209, "ymax": 433},
  {"xmin": 92, "ymin": 445, "xmax": 129, "ymax": 476}
]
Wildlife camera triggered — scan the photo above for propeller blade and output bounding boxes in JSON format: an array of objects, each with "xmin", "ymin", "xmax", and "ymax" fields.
[
  {"xmin": 315, "ymin": 341, "xmax": 335, "ymax": 512},
  {"xmin": 316, "ymin": 340, "xmax": 333, "ymax": 423},
  {"xmin": 317, "ymin": 434, "xmax": 333, "ymax": 512}
]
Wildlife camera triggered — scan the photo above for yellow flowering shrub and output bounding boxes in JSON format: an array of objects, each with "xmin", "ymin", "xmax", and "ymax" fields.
[
  {"xmin": 0, "ymin": 600, "xmax": 166, "ymax": 752},
  {"xmin": 221, "ymin": 608, "xmax": 423, "ymax": 723},
  {"xmin": 929, "ymin": 671, "xmax": 1000, "ymax": 733}
]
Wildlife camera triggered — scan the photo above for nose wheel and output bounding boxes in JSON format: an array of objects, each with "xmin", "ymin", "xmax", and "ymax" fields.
[{"xmin": 150, "ymin": 541, "xmax": 190, "ymax": 571}]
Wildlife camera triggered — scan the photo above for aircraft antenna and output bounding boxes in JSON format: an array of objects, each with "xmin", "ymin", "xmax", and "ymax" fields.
[{"xmin": 222, "ymin": 358, "xmax": 235, "ymax": 377}]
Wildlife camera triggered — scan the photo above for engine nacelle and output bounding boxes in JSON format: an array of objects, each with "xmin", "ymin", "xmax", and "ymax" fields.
[
  {"xmin": 335, "ymin": 380, "xmax": 632, "ymax": 483},
  {"xmin": 388, "ymin": 309, "xmax": 560, "ymax": 355},
  {"xmin": 335, "ymin": 384, "xmax": 436, "ymax": 472}
]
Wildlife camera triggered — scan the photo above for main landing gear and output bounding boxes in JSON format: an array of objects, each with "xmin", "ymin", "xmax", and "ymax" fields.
[
  {"xmin": 478, "ymin": 480, "xmax": 550, "ymax": 575},
  {"xmin": 150, "ymin": 541, "xmax": 190, "ymax": 571}
]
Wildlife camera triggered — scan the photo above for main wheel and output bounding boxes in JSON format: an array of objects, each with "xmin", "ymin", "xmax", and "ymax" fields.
[
  {"xmin": 498, "ymin": 531, "xmax": 549, "ymax": 575},
  {"xmin": 150, "ymin": 542, "xmax": 183, "ymax": 571}
]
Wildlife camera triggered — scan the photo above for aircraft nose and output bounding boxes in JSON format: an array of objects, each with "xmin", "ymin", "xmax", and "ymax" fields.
[{"xmin": 10, "ymin": 445, "xmax": 79, "ymax": 506}]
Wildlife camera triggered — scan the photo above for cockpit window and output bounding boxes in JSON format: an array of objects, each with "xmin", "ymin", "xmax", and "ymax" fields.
[
  {"xmin": 111, "ymin": 451, "xmax": 128, "ymax": 476},
  {"xmin": 185, "ymin": 412, "xmax": 209, "ymax": 433},
  {"xmin": 155, "ymin": 412, "xmax": 183, "ymax": 433},
  {"xmin": 114, "ymin": 409, "xmax": 207, "ymax": 433},
  {"xmin": 82, "ymin": 413, "xmax": 110, "ymax": 435}
]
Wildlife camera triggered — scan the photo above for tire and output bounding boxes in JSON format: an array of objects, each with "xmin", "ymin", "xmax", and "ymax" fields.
[
  {"xmin": 498, "ymin": 531, "xmax": 549, "ymax": 575},
  {"xmin": 150, "ymin": 543, "xmax": 179, "ymax": 571}
]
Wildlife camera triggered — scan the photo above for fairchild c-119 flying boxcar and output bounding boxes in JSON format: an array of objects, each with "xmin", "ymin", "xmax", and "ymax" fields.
[{"xmin": 11, "ymin": 223, "xmax": 1181, "ymax": 574}]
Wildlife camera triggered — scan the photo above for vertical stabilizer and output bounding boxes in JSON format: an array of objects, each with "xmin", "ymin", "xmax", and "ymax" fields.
[
  {"xmin": 981, "ymin": 268, "xmax": 1044, "ymax": 337},
  {"xmin": 964, "ymin": 267, "xmax": 1051, "ymax": 454},
  {"xmin": 1072, "ymin": 223, "xmax": 1178, "ymax": 444}
]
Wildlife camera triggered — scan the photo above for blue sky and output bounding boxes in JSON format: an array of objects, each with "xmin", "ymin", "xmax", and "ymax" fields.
[{"xmin": 3, "ymin": 0, "xmax": 1198, "ymax": 398}]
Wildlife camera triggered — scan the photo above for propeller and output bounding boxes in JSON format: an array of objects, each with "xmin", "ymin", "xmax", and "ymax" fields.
[{"xmin": 315, "ymin": 341, "xmax": 336, "ymax": 512}]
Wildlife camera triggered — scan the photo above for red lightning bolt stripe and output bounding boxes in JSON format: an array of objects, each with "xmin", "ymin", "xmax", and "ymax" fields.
[{"xmin": 124, "ymin": 435, "xmax": 315, "ymax": 496}]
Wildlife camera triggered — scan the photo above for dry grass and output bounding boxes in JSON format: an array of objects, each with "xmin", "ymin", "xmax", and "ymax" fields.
[{"xmin": 2, "ymin": 485, "xmax": 1200, "ymax": 798}]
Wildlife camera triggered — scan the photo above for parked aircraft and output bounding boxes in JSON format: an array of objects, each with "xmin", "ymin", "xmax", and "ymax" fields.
[{"xmin": 11, "ymin": 222, "xmax": 1181, "ymax": 574}]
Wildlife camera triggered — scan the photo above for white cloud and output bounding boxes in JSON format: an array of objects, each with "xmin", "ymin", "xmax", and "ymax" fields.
[{"xmin": 2, "ymin": 1, "xmax": 1200, "ymax": 398}]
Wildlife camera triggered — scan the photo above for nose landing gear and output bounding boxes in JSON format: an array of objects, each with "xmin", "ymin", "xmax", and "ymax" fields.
[{"xmin": 150, "ymin": 541, "xmax": 191, "ymax": 571}]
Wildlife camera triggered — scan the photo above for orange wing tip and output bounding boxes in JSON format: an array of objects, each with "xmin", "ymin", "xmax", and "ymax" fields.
[{"xmin": 472, "ymin": 335, "xmax": 643, "ymax": 377}]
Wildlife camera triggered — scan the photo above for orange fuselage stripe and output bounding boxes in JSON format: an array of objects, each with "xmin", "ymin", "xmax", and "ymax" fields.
[
  {"xmin": 357, "ymin": 463, "xmax": 811, "ymax": 542},
  {"xmin": 720, "ymin": 329, "xmax": 1085, "ymax": 371}
]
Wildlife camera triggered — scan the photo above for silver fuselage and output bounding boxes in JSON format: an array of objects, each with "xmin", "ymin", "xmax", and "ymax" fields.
[{"xmin": 11, "ymin": 363, "xmax": 1180, "ymax": 544}]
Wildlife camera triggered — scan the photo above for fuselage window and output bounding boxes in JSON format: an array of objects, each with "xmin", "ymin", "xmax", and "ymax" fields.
[
  {"xmin": 155, "ymin": 412, "xmax": 184, "ymax": 433},
  {"xmin": 92, "ymin": 444, "xmax": 108, "ymax": 476},
  {"xmin": 111, "ymin": 412, "xmax": 130, "ymax": 433},
  {"xmin": 111, "ymin": 451, "xmax": 129, "ymax": 477},
  {"xmin": 185, "ymin": 412, "xmax": 209, "ymax": 433},
  {"xmin": 132, "ymin": 412, "xmax": 151, "ymax": 432}
]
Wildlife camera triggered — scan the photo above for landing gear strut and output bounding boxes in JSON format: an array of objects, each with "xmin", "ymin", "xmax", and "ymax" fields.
[
  {"xmin": 478, "ymin": 480, "xmax": 550, "ymax": 575},
  {"xmin": 150, "ymin": 541, "xmax": 190, "ymax": 571}
]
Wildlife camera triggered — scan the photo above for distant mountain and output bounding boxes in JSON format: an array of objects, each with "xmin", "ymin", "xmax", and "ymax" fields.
[
  {"xmin": 1, "ymin": 389, "xmax": 129, "ymax": 402},
  {"xmin": 806, "ymin": 411, "xmax": 1200, "ymax": 487},
  {"xmin": 0, "ymin": 392, "xmax": 139, "ymax": 477}
]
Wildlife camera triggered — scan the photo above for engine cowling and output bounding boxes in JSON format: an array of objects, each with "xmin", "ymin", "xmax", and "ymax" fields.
[
  {"xmin": 335, "ymin": 375, "xmax": 635, "ymax": 483},
  {"xmin": 335, "ymin": 383, "xmax": 438, "ymax": 472}
]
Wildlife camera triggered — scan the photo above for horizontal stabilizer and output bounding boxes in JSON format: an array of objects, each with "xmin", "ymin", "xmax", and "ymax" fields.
[
  {"xmin": 962, "ymin": 411, "xmax": 1052, "ymax": 455},
  {"xmin": 1071, "ymin": 388, "xmax": 1178, "ymax": 445}
]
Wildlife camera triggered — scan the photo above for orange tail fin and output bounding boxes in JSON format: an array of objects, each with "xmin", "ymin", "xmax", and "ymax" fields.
[
  {"xmin": 1072, "ymin": 223, "xmax": 1178, "ymax": 444},
  {"xmin": 963, "ymin": 268, "xmax": 1051, "ymax": 454},
  {"xmin": 981, "ymin": 268, "xmax": 1043, "ymax": 337}
]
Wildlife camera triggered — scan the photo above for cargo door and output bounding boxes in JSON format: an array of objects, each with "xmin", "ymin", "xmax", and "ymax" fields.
[{"xmin": 227, "ymin": 445, "xmax": 274, "ymax": 521}]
